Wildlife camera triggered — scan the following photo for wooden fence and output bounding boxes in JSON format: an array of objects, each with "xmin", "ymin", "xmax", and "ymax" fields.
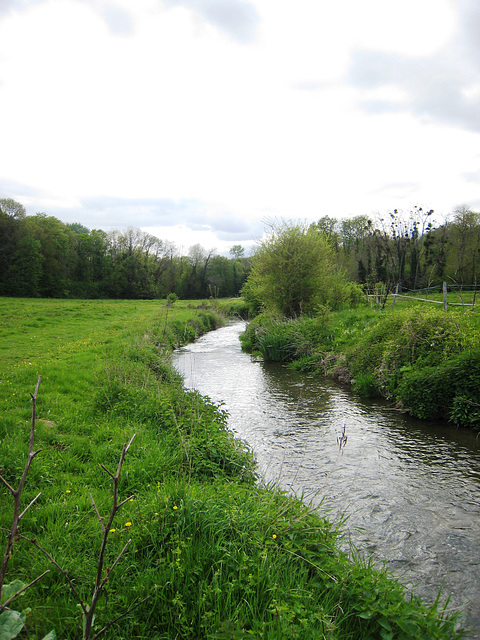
[{"xmin": 366, "ymin": 283, "xmax": 477, "ymax": 311}]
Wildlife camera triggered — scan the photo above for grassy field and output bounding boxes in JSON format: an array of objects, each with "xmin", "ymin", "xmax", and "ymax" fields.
[
  {"xmin": 366, "ymin": 286, "xmax": 479, "ymax": 311},
  {"xmin": 0, "ymin": 298, "xmax": 463, "ymax": 639}
]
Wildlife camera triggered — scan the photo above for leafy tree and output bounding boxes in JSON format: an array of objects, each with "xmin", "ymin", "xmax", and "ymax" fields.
[
  {"xmin": 67, "ymin": 222, "xmax": 91, "ymax": 235},
  {"xmin": 242, "ymin": 220, "xmax": 355, "ymax": 317},
  {"xmin": 449, "ymin": 205, "xmax": 480, "ymax": 284},
  {"xmin": 8, "ymin": 236, "xmax": 44, "ymax": 297},
  {"xmin": 312, "ymin": 216, "xmax": 340, "ymax": 251},
  {"xmin": 0, "ymin": 199, "xmax": 27, "ymax": 294},
  {"xmin": 0, "ymin": 198, "xmax": 26, "ymax": 219},
  {"xmin": 229, "ymin": 245, "xmax": 245, "ymax": 259},
  {"xmin": 70, "ymin": 229, "xmax": 110, "ymax": 297},
  {"xmin": 31, "ymin": 214, "xmax": 76, "ymax": 297},
  {"xmin": 177, "ymin": 244, "xmax": 216, "ymax": 299}
]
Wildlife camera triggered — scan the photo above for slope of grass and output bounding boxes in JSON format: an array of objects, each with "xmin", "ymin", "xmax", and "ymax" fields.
[
  {"xmin": 0, "ymin": 298, "xmax": 462, "ymax": 639},
  {"xmin": 241, "ymin": 298, "xmax": 480, "ymax": 429}
]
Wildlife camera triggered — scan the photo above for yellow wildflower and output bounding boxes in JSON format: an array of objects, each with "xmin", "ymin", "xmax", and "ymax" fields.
[
  {"xmin": 125, "ymin": 522, "xmax": 132, "ymax": 527},
  {"xmin": 110, "ymin": 528, "xmax": 116, "ymax": 533},
  {"xmin": 272, "ymin": 534, "xmax": 277, "ymax": 539},
  {"xmin": 65, "ymin": 490, "xmax": 71, "ymax": 494}
]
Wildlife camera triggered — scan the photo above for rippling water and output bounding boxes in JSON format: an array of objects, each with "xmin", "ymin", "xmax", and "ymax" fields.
[{"xmin": 173, "ymin": 322, "xmax": 480, "ymax": 637}]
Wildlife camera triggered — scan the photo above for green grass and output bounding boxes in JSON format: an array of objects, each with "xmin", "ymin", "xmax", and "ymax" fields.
[
  {"xmin": 0, "ymin": 298, "xmax": 463, "ymax": 639},
  {"xmin": 242, "ymin": 296, "xmax": 480, "ymax": 429}
]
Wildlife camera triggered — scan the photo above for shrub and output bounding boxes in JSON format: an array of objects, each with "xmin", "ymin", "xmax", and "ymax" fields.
[
  {"xmin": 353, "ymin": 373, "xmax": 378, "ymax": 398},
  {"xmin": 397, "ymin": 349, "xmax": 480, "ymax": 426}
]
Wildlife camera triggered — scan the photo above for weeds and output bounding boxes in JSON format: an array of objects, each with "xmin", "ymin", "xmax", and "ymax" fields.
[
  {"xmin": 242, "ymin": 303, "xmax": 480, "ymax": 429},
  {"xmin": 0, "ymin": 378, "xmax": 148, "ymax": 639},
  {"xmin": 0, "ymin": 299, "xmax": 465, "ymax": 638}
]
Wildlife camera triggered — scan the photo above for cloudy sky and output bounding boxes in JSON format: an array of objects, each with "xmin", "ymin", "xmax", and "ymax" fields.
[{"xmin": 1, "ymin": 0, "xmax": 479, "ymax": 254}]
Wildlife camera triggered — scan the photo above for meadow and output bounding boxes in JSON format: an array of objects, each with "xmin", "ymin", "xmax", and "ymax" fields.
[{"xmin": 1, "ymin": 298, "xmax": 463, "ymax": 639}]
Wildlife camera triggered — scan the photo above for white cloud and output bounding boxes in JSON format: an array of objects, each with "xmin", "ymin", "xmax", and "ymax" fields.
[
  {"xmin": 0, "ymin": 0, "xmax": 479, "ymax": 253},
  {"xmin": 161, "ymin": 0, "xmax": 259, "ymax": 43}
]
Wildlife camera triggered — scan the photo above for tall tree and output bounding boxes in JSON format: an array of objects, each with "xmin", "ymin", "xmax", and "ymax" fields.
[
  {"xmin": 242, "ymin": 220, "xmax": 353, "ymax": 317},
  {"xmin": 8, "ymin": 236, "xmax": 44, "ymax": 297},
  {"xmin": 0, "ymin": 199, "xmax": 26, "ymax": 294},
  {"xmin": 449, "ymin": 205, "xmax": 480, "ymax": 284}
]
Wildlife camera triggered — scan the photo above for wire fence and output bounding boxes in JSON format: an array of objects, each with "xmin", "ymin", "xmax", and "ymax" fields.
[{"xmin": 365, "ymin": 282, "xmax": 478, "ymax": 311}]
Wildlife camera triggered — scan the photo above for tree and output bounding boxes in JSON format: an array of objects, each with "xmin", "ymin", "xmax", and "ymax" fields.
[
  {"xmin": 229, "ymin": 245, "xmax": 245, "ymax": 260},
  {"xmin": 0, "ymin": 198, "xmax": 26, "ymax": 219},
  {"xmin": 31, "ymin": 214, "xmax": 76, "ymax": 297},
  {"xmin": 8, "ymin": 236, "xmax": 43, "ymax": 297},
  {"xmin": 242, "ymin": 220, "xmax": 355, "ymax": 317},
  {"xmin": 177, "ymin": 244, "xmax": 216, "ymax": 299},
  {"xmin": 449, "ymin": 205, "xmax": 480, "ymax": 284}
]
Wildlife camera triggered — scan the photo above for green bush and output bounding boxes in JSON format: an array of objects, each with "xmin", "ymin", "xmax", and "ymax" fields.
[
  {"xmin": 397, "ymin": 349, "xmax": 480, "ymax": 426},
  {"xmin": 241, "ymin": 311, "xmax": 334, "ymax": 362},
  {"xmin": 353, "ymin": 373, "xmax": 378, "ymax": 398}
]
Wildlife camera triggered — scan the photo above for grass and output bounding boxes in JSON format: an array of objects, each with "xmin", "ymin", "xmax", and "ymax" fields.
[
  {"xmin": 0, "ymin": 298, "xmax": 463, "ymax": 639},
  {"xmin": 242, "ymin": 295, "xmax": 480, "ymax": 429}
]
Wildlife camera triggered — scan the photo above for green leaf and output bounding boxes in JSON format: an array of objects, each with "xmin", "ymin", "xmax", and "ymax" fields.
[
  {"xmin": 0, "ymin": 609, "xmax": 26, "ymax": 640},
  {"xmin": 0, "ymin": 581, "xmax": 27, "ymax": 606},
  {"xmin": 41, "ymin": 631, "xmax": 56, "ymax": 640},
  {"xmin": 357, "ymin": 611, "xmax": 373, "ymax": 620},
  {"xmin": 378, "ymin": 617, "xmax": 393, "ymax": 631}
]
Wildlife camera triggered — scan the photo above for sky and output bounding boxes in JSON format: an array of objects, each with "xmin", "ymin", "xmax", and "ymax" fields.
[{"xmin": 0, "ymin": 0, "xmax": 479, "ymax": 255}]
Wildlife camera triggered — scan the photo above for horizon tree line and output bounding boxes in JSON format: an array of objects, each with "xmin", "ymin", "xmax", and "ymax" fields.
[
  {"xmin": 0, "ymin": 199, "xmax": 250, "ymax": 299},
  {"xmin": 1, "ymin": 198, "xmax": 479, "ymax": 300}
]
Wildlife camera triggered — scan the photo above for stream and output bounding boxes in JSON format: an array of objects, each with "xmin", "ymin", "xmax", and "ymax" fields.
[{"xmin": 172, "ymin": 322, "xmax": 480, "ymax": 638}]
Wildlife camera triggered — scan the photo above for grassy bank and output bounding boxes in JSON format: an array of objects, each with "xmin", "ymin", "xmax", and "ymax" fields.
[
  {"xmin": 240, "ymin": 296, "xmax": 480, "ymax": 430},
  {"xmin": 1, "ymin": 298, "xmax": 462, "ymax": 638}
]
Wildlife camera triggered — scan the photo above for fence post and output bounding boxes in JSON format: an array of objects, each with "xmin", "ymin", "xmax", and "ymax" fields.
[
  {"xmin": 392, "ymin": 284, "xmax": 399, "ymax": 310},
  {"xmin": 443, "ymin": 282, "xmax": 447, "ymax": 312}
]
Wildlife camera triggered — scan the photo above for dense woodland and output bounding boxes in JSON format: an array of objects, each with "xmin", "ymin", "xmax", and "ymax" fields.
[
  {"xmin": 0, "ymin": 198, "xmax": 479, "ymax": 300},
  {"xmin": 314, "ymin": 205, "xmax": 480, "ymax": 291},
  {"xmin": 0, "ymin": 199, "xmax": 250, "ymax": 299}
]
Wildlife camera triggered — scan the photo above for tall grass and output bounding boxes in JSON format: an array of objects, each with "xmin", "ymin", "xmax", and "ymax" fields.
[
  {"xmin": 0, "ymin": 298, "xmax": 463, "ymax": 638},
  {"xmin": 243, "ymin": 300, "xmax": 480, "ymax": 430}
]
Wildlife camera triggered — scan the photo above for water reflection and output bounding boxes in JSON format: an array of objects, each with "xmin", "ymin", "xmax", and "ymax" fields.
[{"xmin": 173, "ymin": 322, "xmax": 480, "ymax": 638}]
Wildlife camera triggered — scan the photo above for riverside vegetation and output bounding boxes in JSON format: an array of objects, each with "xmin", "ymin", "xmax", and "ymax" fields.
[
  {"xmin": 240, "ymin": 293, "xmax": 480, "ymax": 431},
  {"xmin": 0, "ymin": 297, "xmax": 464, "ymax": 639}
]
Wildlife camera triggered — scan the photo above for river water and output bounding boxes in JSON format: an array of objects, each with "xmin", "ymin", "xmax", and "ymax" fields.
[{"xmin": 172, "ymin": 322, "xmax": 480, "ymax": 638}]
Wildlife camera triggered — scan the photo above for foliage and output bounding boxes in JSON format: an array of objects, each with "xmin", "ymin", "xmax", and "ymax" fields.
[
  {"xmin": 397, "ymin": 349, "xmax": 480, "ymax": 427},
  {"xmin": 240, "ymin": 310, "xmax": 334, "ymax": 362},
  {"xmin": 242, "ymin": 220, "xmax": 362, "ymax": 317},
  {"xmin": 243, "ymin": 299, "xmax": 480, "ymax": 429},
  {"xmin": 0, "ymin": 298, "xmax": 463, "ymax": 638},
  {"xmin": 3, "ymin": 197, "xmax": 480, "ymax": 302},
  {"xmin": 0, "ymin": 201, "xmax": 251, "ymax": 300}
]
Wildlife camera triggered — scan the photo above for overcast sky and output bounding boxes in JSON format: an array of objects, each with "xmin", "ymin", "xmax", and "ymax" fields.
[{"xmin": 1, "ymin": 0, "xmax": 479, "ymax": 254}]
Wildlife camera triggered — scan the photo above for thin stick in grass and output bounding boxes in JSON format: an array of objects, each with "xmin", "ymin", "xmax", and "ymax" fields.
[
  {"xmin": 82, "ymin": 434, "xmax": 137, "ymax": 640},
  {"xmin": 0, "ymin": 375, "xmax": 44, "ymax": 610}
]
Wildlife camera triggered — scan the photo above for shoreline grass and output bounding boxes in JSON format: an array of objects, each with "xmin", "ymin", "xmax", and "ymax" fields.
[
  {"xmin": 0, "ymin": 298, "xmax": 463, "ymax": 638},
  {"xmin": 241, "ymin": 299, "xmax": 480, "ymax": 430}
]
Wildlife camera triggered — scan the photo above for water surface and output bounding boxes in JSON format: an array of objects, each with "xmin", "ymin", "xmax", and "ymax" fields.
[{"xmin": 173, "ymin": 322, "xmax": 480, "ymax": 637}]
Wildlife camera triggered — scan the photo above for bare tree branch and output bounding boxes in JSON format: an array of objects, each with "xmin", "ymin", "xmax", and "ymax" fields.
[{"xmin": 0, "ymin": 570, "xmax": 50, "ymax": 610}]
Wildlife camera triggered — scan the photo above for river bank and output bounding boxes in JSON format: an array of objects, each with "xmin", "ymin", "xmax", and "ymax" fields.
[
  {"xmin": 240, "ymin": 304, "xmax": 480, "ymax": 430},
  {"xmin": 175, "ymin": 321, "xmax": 480, "ymax": 638},
  {"xmin": 0, "ymin": 298, "xmax": 464, "ymax": 639}
]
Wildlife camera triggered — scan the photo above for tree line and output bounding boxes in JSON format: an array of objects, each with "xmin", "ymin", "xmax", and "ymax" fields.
[
  {"xmin": 313, "ymin": 205, "xmax": 480, "ymax": 291},
  {"xmin": 1, "ymin": 198, "xmax": 479, "ymax": 301},
  {"xmin": 0, "ymin": 199, "xmax": 250, "ymax": 299}
]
